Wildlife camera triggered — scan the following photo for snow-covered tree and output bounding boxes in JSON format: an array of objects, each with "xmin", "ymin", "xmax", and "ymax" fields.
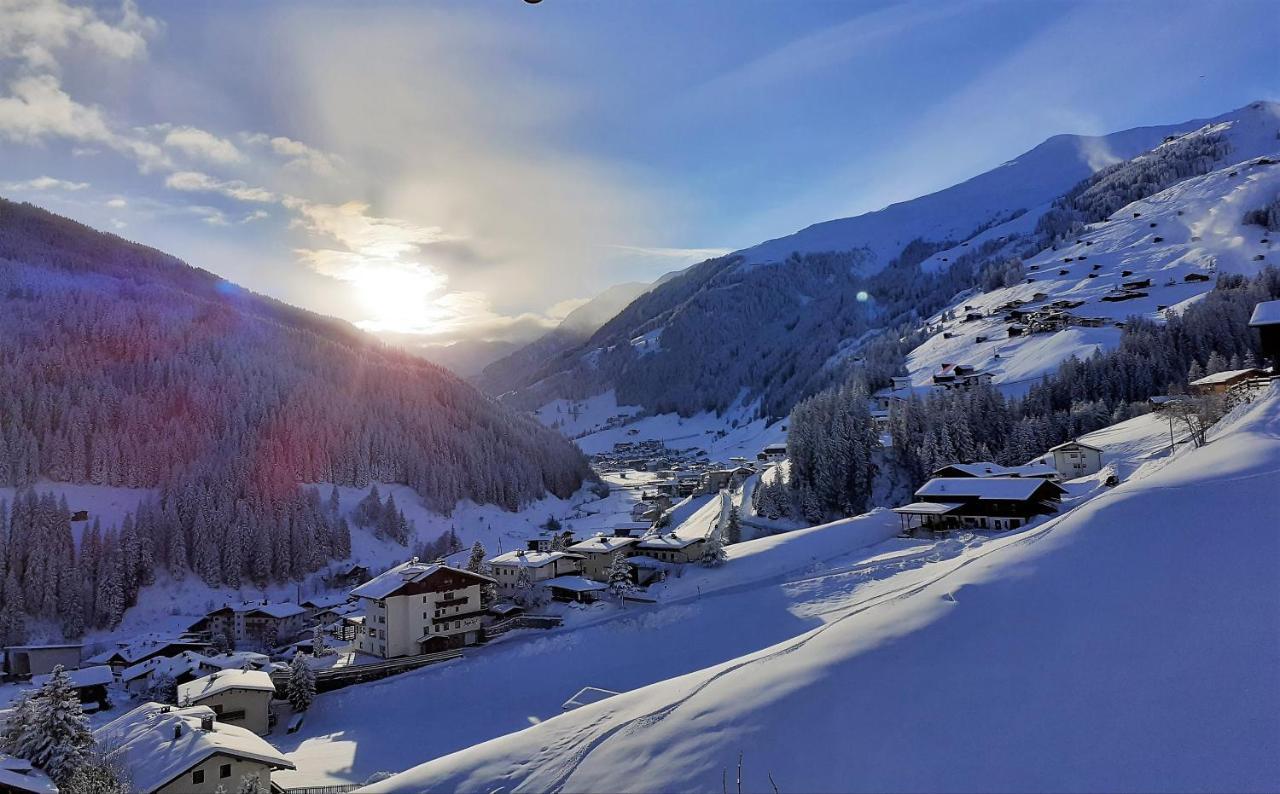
[
  {"xmin": 700, "ymin": 529, "xmax": 727, "ymax": 568},
  {"xmin": 286, "ymin": 652, "xmax": 316, "ymax": 712},
  {"xmin": 3, "ymin": 666, "xmax": 93, "ymax": 785},
  {"xmin": 465, "ymin": 541, "xmax": 487, "ymax": 573},
  {"xmin": 607, "ymin": 553, "xmax": 634, "ymax": 601},
  {"xmin": 311, "ymin": 624, "xmax": 333, "ymax": 658},
  {"xmin": 61, "ymin": 754, "xmax": 129, "ymax": 794},
  {"xmin": 725, "ymin": 506, "xmax": 742, "ymax": 545}
]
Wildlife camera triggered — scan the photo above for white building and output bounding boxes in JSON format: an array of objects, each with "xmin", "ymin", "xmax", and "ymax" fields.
[
  {"xmin": 1047, "ymin": 440, "xmax": 1104, "ymax": 479},
  {"xmin": 97, "ymin": 702, "xmax": 294, "ymax": 794},
  {"xmin": 350, "ymin": 559, "xmax": 495, "ymax": 658},
  {"xmin": 177, "ymin": 669, "xmax": 277, "ymax": 736},
  {"xmin": 488, "ymin": 550, "xmax": 583, "ymax": 598}
]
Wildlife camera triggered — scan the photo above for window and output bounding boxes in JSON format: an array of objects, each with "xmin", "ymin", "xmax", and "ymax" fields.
[
  {"xmin": 220, "ymin": 764, "xmax": 232, "ymax": 779},
  {"xmin": 192, "ymin": 770, "xmax": 205, "ymax": 785}
]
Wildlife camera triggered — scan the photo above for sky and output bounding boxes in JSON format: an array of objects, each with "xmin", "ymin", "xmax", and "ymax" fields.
[{"xmin": 0, "ymin": 0, "xmax": 1277, "ymax": 355}]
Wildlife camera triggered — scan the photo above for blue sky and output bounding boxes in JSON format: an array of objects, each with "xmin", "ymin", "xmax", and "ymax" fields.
[{"xmin": 1, "ymin": 0, "xmax": 1276, "ymax": 348}]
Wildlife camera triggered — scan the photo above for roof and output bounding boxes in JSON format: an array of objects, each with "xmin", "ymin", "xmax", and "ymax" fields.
[
  {"xmin": 488, "ymin": 550, "xmax": 581, "ymax": 569},
  {"xmin": 541, "ymin": 576, "xmax": 608, "ymax": 593},
  {"xmin": 636, "ymin": 533, "xmax": 702, "ymax": 550},
  {"xmin": 561, "ymin": 686, "xmax": 619, "ymax": 711},
  {"xmin": 915, "ymin": 477, "xmax": 1062, "ymax": 502},
  {"xmin": 86, "ymin": 635, "xmax": 205, "ymax": 665},
  {"xmin": 488, "ymin": 602, "xmax": 524, "ymax": 616},
  {"xmin": 200, "ymin": 652, "xmax": 270, "ymax": 671},
  {"xmin": 177, "ymin": 669, "xmax": 276, "ymax": 704},
  {"xmin": 352, "ymin": 559, "xmax": 495, "ymax": 600},
  {"xmin": 1188, "ymin": 367, "xmax": 1264, "ymax": 386},
  {"xmin": 932, "ymin": 461, "xmax": 1059, "ymax": 479},
  {"xmin": 31, "ymin": 664, "xmax": 113, "ymax": 689},
  {"xmin": 1047, "ymin": 439, "xmax": 1103, "ymax": 454},
  {"xmin": 0, "ymin": 754, "xmax": 57, "ymax": 794},
  {"xmin": 301, "ymin": 594, "xmax": 350, "ymax": 610},
  {"xmin": 1248, "ymin": 299, "xmax": 1280, "ymax": 326},
  {"xmin": 567, "ymin": 535, "xmax": 638, "ymax": 554},
  {"xmin": 248, "ymin": 602, "xmax": 306, "ymax": 619},
  {"xmin": 121, "ymin": 651, "xmax": 210, "ymax": 683},
  {"xmin": 98, "ymin": 703, "xmax": 293, "ymax": 793},
  {"xmin": 624, "ymin": 555, "xmax": 666, "ymax": 569},
  {"xmin": 892, "ymin": 501, "xmax": 965, "ymax": 515}
]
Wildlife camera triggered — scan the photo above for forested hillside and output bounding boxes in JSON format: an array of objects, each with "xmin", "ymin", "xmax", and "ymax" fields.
[{"xmin": 0, "ymin": 198, "xmax": 591, "ymax": 641}]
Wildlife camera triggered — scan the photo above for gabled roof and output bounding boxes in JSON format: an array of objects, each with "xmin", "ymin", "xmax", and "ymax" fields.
[
  {"xmin": 301, "ymin": 594, "xmax": 350, "ymax": 610},
  {"xmin": 1188, "ymin": 367, "xmax": 1264, "ymax": 386},
  {"xmin": 892, "ymin": 501, "xmax": 965, "ymax": 516},
  {"xmin": 177, "ymin": 669, "xmax": 275, "ymax": 705},
  {"xmin": 199, "ymin": 652, "xmax": 270, "ymax": 671},
  {"xmin": 1249, "ymin": 299, "xmax": 1280, "ymax": 326},
  {"xmin": 931, "ymin": 461, "xmax": 1060, "ymax": 479},
  {"xmin": 1047, "ymin": 439, "xmax": 1103, "ymax": 454},
  {"xmin": 488, "ymin": 550, "xmax": 582, "ymax": 569},
  {"xmin": 31, "ymin": 664, "xmax": 113, "ymax": 689},
  {"xmin": 915, "ymin": 477, "xmax": 1063, "ymax": 502},
  {"xmin": 636, "ymin": 533, "xmax": 702, "ymax": 550},
  {"xmin": 121, "ymin": 651, "xmax": 211, "ymax": 684},
  {"xmin": 352, "ymin": 559, "xmax": 495, "ymax": 600},
  {"xmin": 541, "ymin": 576, "xmax": 607, "ymax": 593},
  {"xmin": 0, "ymin": 753, "xmax": 57, "ymax": 794},
  {"xmin": 567, "ymin": 535, "xmax": 638, "ymax": 554},
  {"xmin": 97, "ymin": 703, "xmax": 293, "ymax": 793}
]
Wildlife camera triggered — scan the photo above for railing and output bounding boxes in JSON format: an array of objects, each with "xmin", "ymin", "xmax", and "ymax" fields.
[
  {"xmin": 482, "ymin": 614, "xmax": 563, "ymax": 639},
  {"xmin": 281, "ymin": 784, "xmax": 361, "ymax": 794},
  {"xmin": 271, "ymin": 649, "xmax": 462, "ymax": 693}
]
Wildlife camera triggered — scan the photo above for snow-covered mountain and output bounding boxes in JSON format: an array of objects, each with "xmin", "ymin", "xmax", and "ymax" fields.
[
  {"xmin": 363, "ymin": 383, "xmax": 1280, "ymax": 794},
  {"xmin": 493, "ymin": 101, "xmax": 1280, "ymax": 422}
]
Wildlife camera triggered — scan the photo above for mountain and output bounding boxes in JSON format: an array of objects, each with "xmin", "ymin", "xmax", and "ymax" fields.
[
  {"xmin": 491, "ymin": 101, "xmax": 1280, "ymax": 421},
  {"xmin": 473, "ymin": 280, "xmax": 650, "ymax": 396},
  {"xmin": 364, "ymin": 383, "xmax": 1280, "ymax": 794},
  {"xmin": 0, "ymin": 197, "xmax": 591, "ymax": 637},
  {"xmin": 417, "ymin": 337, "xmax": 519, "ymax": 378}
]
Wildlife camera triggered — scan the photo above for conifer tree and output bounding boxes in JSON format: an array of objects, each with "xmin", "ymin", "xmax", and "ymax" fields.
[{"xmin": 287, "ymin": 652, "xmax": 316, "ymax": 712}]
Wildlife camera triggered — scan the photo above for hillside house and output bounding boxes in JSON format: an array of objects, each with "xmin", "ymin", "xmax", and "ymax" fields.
[
  {"xmin": 1188, "ymin": 368, "xmax": 1265, "ymax": 395},
  {"xmin": 177, "ymin": 669, "xmax": 276, "ymax": 736},
  {"xmin": 1047, "ymin": 440, "xmax": 1104, "ymax": 478},
  {"xmin": 611, "ymin": 521, "xmax": 654, "ymax": 538},
  {"xmin": 1249, "ymin": 299, "xmax": 1280, "ymax": 368},
  {"xmin": 758, "ymin": 443, "xmax": 788, "ymax": 463},
  {"xmin": 122, "ymin": 651, "xmax": 212, "ymax": 695},
  {"xmin": 700, "ymin": 466, "xmax": 754, "ymax": 494},
  {"xmin": 871, "ymin": 387, "xmax": 908, "ymax": 411},
  {"xmin": 2, "ymin": 644, "xmax": 82, "ymax": 678},
  {"xmin": 930, "ymin": 461, "xmax": 1060, "ymax": 480},
  {"xmin": 31, "ymin": 665, "xmax": 113, "ymax": 711},
  {"xmin": 97, "ymin": 702, "xmax": 294, "ymax": 794},
  {"xmin": 87, "ymin": 635, "xmax": 212, "ymax": 673},
  {"xmin": 523, "ymin": 529, "xmax": 577, "ymax": 553},
  {"xmin": 351, "ymin": 559, "xmax": 496, "ymax": 657},
  {"xmin": 326, "ymin": 563, "xmax": 370, "ymax": 589},
  {"xmin": 634, "ymin": 533, "xmax": 705, "ymax": 564},
  {"xmin": 542, "ymin": 576, "xmax": 608, "ymax": 604},
  {"xmin": 300, "ymin": 594, "xmax": 351, "ymax": 620},
  {"xmin": 191, "ymin": 603, "xmax": 307, "ymax": 651},
  {"xmin": 566, "ymin": 535, "xmax": 640, "ymax": 582},
  {"xmin": 892, "ymin": 477, "xmax": 1066, "ymax": 533}
]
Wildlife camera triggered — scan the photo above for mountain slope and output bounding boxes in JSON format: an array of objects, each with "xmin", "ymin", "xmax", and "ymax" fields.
[
  {"xmin": 495, "ymin": 101, "xmax": 1280, "ymax": 421},
  {"xmin": 367, "ymin": 385, "xmax": 1280, "ymax": 794}
]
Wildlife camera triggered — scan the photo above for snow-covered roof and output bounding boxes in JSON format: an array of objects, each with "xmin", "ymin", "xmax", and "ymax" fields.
[
  {"xmin": 301, "ymin": 594, "xmax": 350, "ymax": 610},
  {"xmin": 249, "ymin": 602, "xmax": 307, "ymax": 619},
  {"xmin": 31, "ymin": 664, "xmax": 113, "ymax": 689},
  {"xmin": 624, "ymin": 555, "xmax": 665, "ymax": 569},
  {"xmin": 567, "ymin": 535, "xmax": 638, "ymax": 554},
  {"xmin": 1188, "ymin": 367, "xmax": 1263, "ymax": 386},
  {"xmin": 915, "ymin": 477, "xmax": 1060, "ymax": 501},
  {"xmin": 0, "ymin": 754, "xmax": 57, "ymax": 794},
  {"xmin": 542, "ymin": 576, "xmax": 608, "ymax": 593},
  {"xmin": 121, "ymin": 651, "xmax": 210, "ymax": 683},
  {"xmin": 1047, "ymin": 439, "xmax": 1103, "ymax": 454},
  {"xmin": 98, "ymin": 703, "xmax": 293, "ymax": 793},
  {"xmin": 1248, "ymin": 299, "xmax": 1280, "ymax": 326},
  {"xmin": 200, "ymin": 651, "xmax": 270, "ymax": 671},
  {"xmin": 488, "ymin": 550, "xmax": 582, "ymax": 569},
  {"xmin": 177, "ymin": 669, "xmax": 275, "ymax": 705},
  {"xmin": 636, "ymin": 533, "xmax": 702, "ymax": 550},
  {"xmin": 933, "ymin": 461, "xmax": 1060, "ymax": 479},
  {"xmin": 892, "ymin": 501, "xmax": 965, "ymax": 515},
  {"xmin": 87, "ymin": 635, "xmax": 205, "ymax": 665},
  {"xmin": 351, "ymin": 559, "xmax": 494, "ymax": 600}
]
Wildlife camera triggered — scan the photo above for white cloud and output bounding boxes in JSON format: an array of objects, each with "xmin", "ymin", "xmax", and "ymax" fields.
[
  {"xmin": 241, "ymin": 209, "xmax": 269, "ymax": 223},
  {"xmin": 607, "ymin": 244, "xmax": 732, "ymax": 261},
  {"xmin": 161, "ymin": 125, "xmax": 244, "ymax": 165},
  {"xmin": 164, "ymin": 170, "xmax": 276, "ymax": 203},
  {"xmin": 105, "ymin": 196, "xmax": 127, "ymax": 208},
  {"xmin": 289, "ymin": 200, "xmax": 455, "ymax": 258},
  {"xmin": 1, "ymin": 174, "xmax": 87, "ymax": 191},
  {"xmin": 0, "ymin": 0, "xmax": 158, "ymax": 73},
  {"xmin": 243, "ymin": 132, "xmax": 340, "ymax": 174},
  {"xmin": 0, "ymin": 73, "xmax": 112, "ymax": 144}
]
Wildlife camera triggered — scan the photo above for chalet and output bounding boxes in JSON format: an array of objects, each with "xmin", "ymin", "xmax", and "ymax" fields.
[
  {"xmin": 1188, "ymin": 368, "xmax": 1266, "ymax": 395},
  {"xmin": 351, "ymin": 559, "xmax": 496, "ymax": 657},
  {"xmin": 1101, "ymin": 290, "xmax": 1147, "ymax": 302},
  {"xmin": 300, "ymin": 594, "xmax": 352, "ymax": 622},
  {"xmin": 871, "ymin": 387, "xmax": 908, "ymax": 411},
  {"xmin": 191, "ymin": 602, "xmax": 307, "ymax": 651},
  {"xmin": 2, "ymin": 643, "xmax": 82, "ymax": 678},
  {"xmin": 121, "ymin": 651, "xmax": 212, "ymax": 695},
  {"xmin": 758, "ymin": 443, "xmax": 788, "ymax": 463},
  {"xmin": 634, "ymin": 533, "xmax": 705, "ymax": 564},
  {"xmin": 1184, "ymin": 272, "xmax": 1211, "ymax": 282},
  {"xmin": 611, "ymin": 521, "xmax": 653, "ymax": 538},
  {"xmin": 98, "ymin": 702, "xmax": 294, "ymax": 794},
  {"xmin": 542, "ymin": 576, "xmax": 608, "ymax": 604},
  {"xmin": 32, "ymin": 665, "xmax": 113, "ymax": 711},
  {"xmin": 870, "ymin": 408, "xmax": 891, "ymax": 432},
  {"xmin": 488, "ymin": 549, "xmax": 582, "ymax": 599},
  {"xmin": 0, "ymin": 753, "xmax": 56, "ymax": 794},
  {"xmin": 198, "ymin": 652, "xmax": 272, "ymax": 675},
  {"xmin": 930, "ymin": 461, "xmax": 1060, "ymax": 480},
  {"xmin": 962, "ymin": 311, "xmax": 984, "ymax": 322},
  {"xmin": 1122, "ymin": 278, "xmax": 1152, "ymax": 290},
  {"xmin": 700, "ymin": 466, "xmax": 754, "ymax": 494},
  {"xmin": 524, "ymin": 528, "xmax": 577, "ymax": 553},
  {"xmin": 326, "ymin": 563, "xmax": 370, "ymax": 589},
  {"xmin": 177, "ymin": 669, "xmax": 276, "ymax": 736},
  {"xmin": 567, "ymin": 535, "xmax": 640, "ymax": 582},
  {"xmin": 1007, "ymin": 324, "xmax": 1026, "ymax": 337},
  {"xmin": 890, "ymin": 375, "xmax": 912, "ymax": 390},
  {"xmin": 675, "ymin": 473, "xmax": 703, "ymax": 496},
  {"xmin": 1047, "ymin": 440, "xmax": 1103, "ymax": 478},
  {"xmin": 1248, "ymin": 299, "xmax": 1280, "ymax": 369},
  {"xmin": 892, "ymin": 477, "xmax": 1065, "ymax": 533}
]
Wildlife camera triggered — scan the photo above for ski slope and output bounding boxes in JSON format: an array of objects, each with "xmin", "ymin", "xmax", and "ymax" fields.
[{"xmin": 364, "ymin": 386, "xmax": 1280, "ymax": 793}]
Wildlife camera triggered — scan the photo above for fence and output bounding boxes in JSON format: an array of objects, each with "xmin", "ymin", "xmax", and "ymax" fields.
[
  {"xmin": 481, "ymin": 614, "xmax": 563, "ymax": 639},
  {"xmin": 272, "ymin": 648, "xmax": 462, "ymax": 693},
  {"xmin": 281, "ymin": 784, "xmax": 361, "ymax": 794}
]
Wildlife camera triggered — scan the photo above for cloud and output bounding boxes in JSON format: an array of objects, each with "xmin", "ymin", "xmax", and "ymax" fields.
[
  {"xmin": 105, "ymin": 196, "xmax": 127, "ymax": 208},
  {"xmin": 161, "ymin": 125, "xmax": 244, "ymax": 165},
  {"xmin": 1, "ymin": 174, "xmax": 87, "ymax": 191},
  {"xmin": 0, "ymin": 0, "xmax": 158, "ymax": 73},
  {"xmin": 243, "ymin": 132, "xmax": 340, "ymax": 174},
  {"xmin": 164, "ymin": 170, "xmax": 276, "ymax": 203},
  {"xmin": 0, "ymin": 73, "xmax": 112, "ymax": 144},
  {"xmin": 607, "ymin": 244, "xmax": 733, "ymax": 261},
  {"xmin": 288, "ymin": 200, "xmax": 455, "ymax": 258}
]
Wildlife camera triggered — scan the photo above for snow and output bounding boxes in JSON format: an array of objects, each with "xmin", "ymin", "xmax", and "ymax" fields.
[
  {"xmin": 365, "ymin": 385, "xmax": 1280, "ymax": 794},
  {"xmin": 1249, "ymin": 299, "xmax": 1280, "ymax": 326},
  {"xmin": 541, "ymin": 576, "xmax": 607, "ymax": 593},
  {"xmin": 0, "ymin": 754, "xmax": 57, "ymax": 794},
  {"xmin": 30, "ymin": 665, "xmax": 113, "ymax": 689},
  {"xmin": 915, "ymin": 476, "xmax": 1058, "ymax": 500},
  {"xmin": 487, "ymin": 550, "xmax": 580, "ymax": 569},
  {"xmin": 351, "ymin": 561, "xmax": 472, "ymax": 600},
  {"xmin": 98, "ymin": 703, "xmax": 294, "ymax": 793},
  {"xmin": 177, "ymin": 669, "xmax": 276, "ymax": 704},
  {"xmin": 1189, "ymin": 367, "xmax": 1263, "ymax": 386},
  {"xmin": 0, "ymin": 482, "xmax": 152, "ymax": 546}
]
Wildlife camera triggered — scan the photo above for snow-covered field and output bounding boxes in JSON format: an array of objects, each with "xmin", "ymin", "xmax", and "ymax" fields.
[{"xmin": 363, "ymin": 386, "xmax": 1280, "ymax": 794}]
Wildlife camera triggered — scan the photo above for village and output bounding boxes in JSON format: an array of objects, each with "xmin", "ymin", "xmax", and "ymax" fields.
[{"xmin": 1, "ymin": 299, "xmax": 1277, "ymax": 793}]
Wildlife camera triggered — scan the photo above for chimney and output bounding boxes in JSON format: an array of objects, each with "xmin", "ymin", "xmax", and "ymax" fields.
[
  {"xmin": 200, "ymin": 715, "xmax": 215, "ymax": 732},
  {"xmin": 173, "ymin": 724, "xmax": 183, "ymax": 740}
]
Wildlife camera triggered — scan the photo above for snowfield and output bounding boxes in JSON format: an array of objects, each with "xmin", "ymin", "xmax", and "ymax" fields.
[{"xmin": 362, "ymin": 387, "xmax": 1280, "ymax": 793}]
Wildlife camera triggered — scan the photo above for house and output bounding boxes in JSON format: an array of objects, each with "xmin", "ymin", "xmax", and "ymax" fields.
[
  {"xmin": 623, "ymin": 555, "xmax": 666, "ymax": 586},
  {"xmin": 892, "ymin": 477, "xmax": 1066, "ymax": 533},
  {"xmin": 1184, "ymin": 272, "xmax": 1211, "ymax": 282},
  {"xmin": 634, "ymin": 533, "xmax": 705, "ymax": 564},
  {"xmin": 674, "ymin": 473, "xmax": 703, "ymax": 495},
  {"xmin": 488, "ymin": 550, "xmax": 583, "ymax": 598},
  {"xmin": 611, "ymin": 521, "xmax": 653, "ymax": 538},
  {"xmin": 198, "ymin": 652, "xmax": 272, "ymax": 675},
  {"xmin": 2, "ymin": 644, "xmax": 82, "ymax": 678},
  {"xmin": 326, "ymin": 563, "xmax": 370, "ymax": 589},
  {"xmin": 870, "ymin": 408, "xmax": 891, "ymax": 432},
  {"xmin": 87, "ymin": 635, "xmax": 212, "ymax": 673},
  {"xmin": 351, "ymin": 559, "xmax": 496, "ymax": 657},
  {"xmin": 0, "ymin": 754, "xmax": 56, "ymax": 794},
  {"xmin": 870, "ymin": 387, "xmax": 908, "ymax": 411},
  {"xmin": 97, "ymin": 702, "xmax": 294, "ymax": 794},
  {"xmin": 1122, "ymin": 278, "xmax": 1152, "ymax": 290},
  {"xmin": 31, "ymin": 665, "xmax": 114, "ymax": 711},
  {"xmin": 300, "ymin": 594, "xmax": 351, "ymax": 620},
  {"xmin": 699, "ymin": 466, "xmax": 754, "ymax": 494},
  {"xmin": 121, "ymin": 651, "xmax": 212, "ymax": 696},
  {"xmin": 1188, "ymin": 368, "xmax": 1265, "ymax": 395},
  {"xmin": 757, "ymin": 443, "xmax": 787, "ymax": 463},
  {"xmin": 177, "ymin": 669, "xmax": 276, "ymax": 736},
  {"xmin": 1249, "ymin": 299, "xmax": 1280, "ymax": 368},
  {"xmin": 1047, "ymin": 440, "xmax": 1104, "ymax": 478},
  {"xmin": 542, "ymin": 576, "xmax": 608, "ymax": 603},
  {"xmin": 566, "ymin": 535, "xmax": 640, "ymax": 582},
  {"xmin": 191, "ymin": 602, "xmax": 308, "ymax": 651},
  {"xmin": 523, "ymin": 529, "xmax": 577, "ymax": 553},
  {"xmin": 930, "ymin": 461, "xmax": 1060, "ymax": 480}
]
